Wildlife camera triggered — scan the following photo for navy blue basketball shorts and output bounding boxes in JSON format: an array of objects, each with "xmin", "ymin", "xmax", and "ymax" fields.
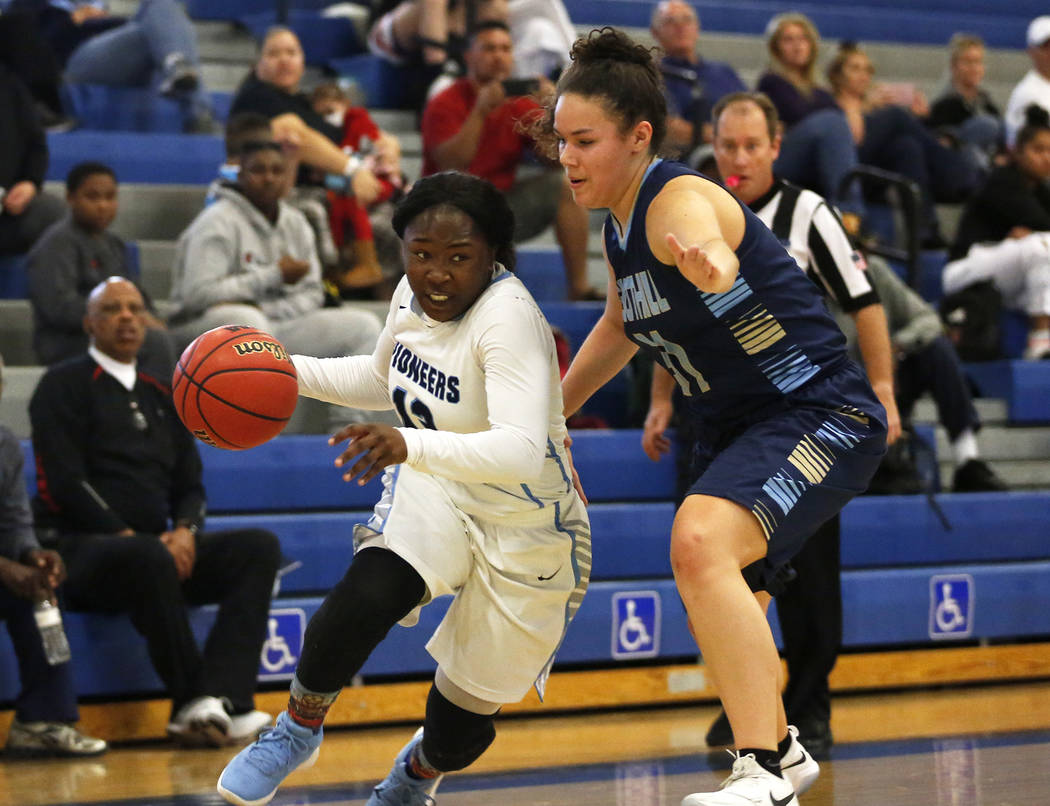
[{"xmin": 685, "ymin": 396, "xmax": 887, "ymax": 594}]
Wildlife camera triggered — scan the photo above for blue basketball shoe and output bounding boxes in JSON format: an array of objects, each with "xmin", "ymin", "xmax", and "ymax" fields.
[
  {"xmin": 367, "ymin": 728, "xmax": 444, "ymax": 806},
  {"xmin": 216, "ymin": 711, "xmax": 322, "ymax": 805}
]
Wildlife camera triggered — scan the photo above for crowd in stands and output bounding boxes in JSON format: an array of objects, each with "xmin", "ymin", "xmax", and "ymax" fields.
[{"xmin": 0, "ymin": 0, "xmax": 1049, "ymax": 762}]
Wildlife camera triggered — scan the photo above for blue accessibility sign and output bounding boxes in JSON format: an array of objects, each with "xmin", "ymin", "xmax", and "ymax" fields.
[
  {"xmin": 929, "ymin": 574, "xmax": 974, "ymax": 639},
  {"xmin": 611, "ymin": 591, "xmax": 661, "ymax": 660},
  {"xmin": 258, "ymin": 607, "xmax": 306, "ymax": 680}
]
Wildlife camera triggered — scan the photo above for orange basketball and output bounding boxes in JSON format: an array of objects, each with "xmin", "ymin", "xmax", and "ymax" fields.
[{"xmin": 172, "ymin": 325, "xmax": 298, "ymax": 450}]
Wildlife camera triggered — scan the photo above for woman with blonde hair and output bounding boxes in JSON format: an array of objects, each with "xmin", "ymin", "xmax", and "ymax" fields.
[{"xmin": 756, "ymin": 13, "xmax": 864, "ymax": 228}]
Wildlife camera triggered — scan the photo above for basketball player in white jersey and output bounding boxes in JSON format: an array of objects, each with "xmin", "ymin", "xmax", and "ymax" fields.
[{"xmin": 217, "ymin": 171, "xmax": 591, "ymax": 806}]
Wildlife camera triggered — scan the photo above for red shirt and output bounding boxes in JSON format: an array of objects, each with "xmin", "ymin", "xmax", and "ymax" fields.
[{"xmin": 421, "ymin": 78, "xmax": 542, "ymax": 191}]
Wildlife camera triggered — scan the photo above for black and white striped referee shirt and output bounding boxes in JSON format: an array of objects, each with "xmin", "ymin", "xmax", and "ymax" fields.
[{"xmin": 747, "ymin": 178, "xmax": 880, "ymax": 313}]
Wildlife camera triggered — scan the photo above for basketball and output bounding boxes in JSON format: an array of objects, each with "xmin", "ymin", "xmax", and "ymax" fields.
[{"xmin": 172, "ymin": 325, "xmax": 299, "ymax": 450}]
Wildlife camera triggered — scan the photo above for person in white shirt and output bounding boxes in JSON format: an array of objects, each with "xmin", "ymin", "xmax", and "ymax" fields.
[
  {"xmin": 1004, "ymin": 15, "xmax": 1050, "ymax": 147},
  {"xmin": 217, "ymin": 171, "xmax": 591, "ymax": 806}
]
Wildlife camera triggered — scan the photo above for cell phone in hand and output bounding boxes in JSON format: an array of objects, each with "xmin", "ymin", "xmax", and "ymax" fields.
[{"xmin": 501, "ymin": 78, "xmax": 540, "ymax": 97}]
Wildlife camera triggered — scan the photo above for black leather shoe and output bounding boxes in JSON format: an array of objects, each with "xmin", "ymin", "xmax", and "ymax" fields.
[
  {"xmin": 705, "ymin": 708, "xmax": 732, "ymax": 747},
  {"xmin": 795, "ymin": 719, "xmax": 833, "ymax": 760},
  {"xmin": 952, "ymin": 458, "xmax": 1008, "ymax": 492}
]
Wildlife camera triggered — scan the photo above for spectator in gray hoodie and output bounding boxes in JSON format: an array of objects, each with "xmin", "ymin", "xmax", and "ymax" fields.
[{"xmin": 168, "ymin": 139, "xmax": 386, "ymax": 426}]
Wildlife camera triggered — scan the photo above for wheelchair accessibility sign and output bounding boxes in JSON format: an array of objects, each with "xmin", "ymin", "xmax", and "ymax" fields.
[
  {"xmin": 612, "ymin": 591, "xmax": 661, "ymax": 660},
  {"xmin": 258, "ymin": 608, "xmax": 306, "ymax": 680},
  {"xmin": 929, "ymin": 574, "xmax": 974, "ymax": 639}
]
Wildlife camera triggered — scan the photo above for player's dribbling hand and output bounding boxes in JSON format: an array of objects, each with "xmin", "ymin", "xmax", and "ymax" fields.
[
  {"xmin": 331, "ymin": 423, "xmax": 408, "ymax": 485},
  {"xmin": 641, "ymin": 401, "xmax": 673, "ymax": 462},
  {"xmin": 665, "ymin": 233, "xmax": 736, "ymax": 294}
]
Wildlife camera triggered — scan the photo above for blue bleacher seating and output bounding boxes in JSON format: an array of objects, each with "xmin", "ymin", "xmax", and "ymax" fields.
[
  {"xmin": 328, "ymin": 54, "xmax": 417, "ymax": 110},
  {"xmin": 562, "ymin": 0, "xmax": 1030, "ymax": 48},
  {"xmin": 0, "ymin": 244, "xmax": 138, "ymax": 300},
  {"xmin": 186, "ymin": 0, "xmax": 331, "ymax": 20},
  {"xmin": 965, "ymin": 360, "xmax": 1050, "ymax": 423},
  {"xmin": 8, "ymin": 432, "xmax": 1048, "ymax": 702},
  {"xmin": 61, "ymin": 86, "xmax": 232, "ymax": 133},
  {"xmin": 47, "ymin": 132, "xmax": 224, "ymax": 185},
  {"xmin": 0, "ymin": 254, "xmax": 28, "ymax": 300}
]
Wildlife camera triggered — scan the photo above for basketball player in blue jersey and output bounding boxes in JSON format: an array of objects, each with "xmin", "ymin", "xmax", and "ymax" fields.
[
  {"xmin": 216, "ymin": 172, "xmax": 591, "ymax": 806},
  {"xmin": 546, "ymin": 28, "xmax": 888, "ymax": 806}
]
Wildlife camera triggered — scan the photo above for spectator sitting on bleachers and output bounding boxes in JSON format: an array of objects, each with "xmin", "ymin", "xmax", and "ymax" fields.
[
  {"xmin": 1005, "ymin": 16, "xmax": 1050, "ymax": 148},
  {"xmin": 167, "ymin": 139, "xmax": 386, "ymax": 427},
  {"xmin": 756, "ymin": 13, "xmax": 863, "ymax": 232},
  {"xmin": 421, "ymin": 21, "xmax": 600, "ymax": 300},
  {"xmin": 27, "ymin": 161, "xmax": 174, "ymax": 373},
  {"xmin": 0, "ymin": 352, "xmax": 107, "ymax": 759},
  {"xmin": 927, "ymin": 33, "xmax": 1004, "ymax": 169},
  {"xmin": 366, "ymin": 0, "xmax": 508, "ymax": 107},
  {"xmin": 0, "ymin": 64, "xmax": 66, "ymax": 256},
  {"xmin": 943, "ymin": 104, "xmax": 1050, "ymax": 361},
  {"xmin": 827, "ymin": 41, "xmax": 981, "ymax": 249},
  {"xmin": 8, "ymin": 0, "xmax": 219, "ymax": 133},
  {"xmin": 650, "ymin": 1, "xmax": 745, "ymax": 163},
  {"xmin": 311, "ymin": 82, "xmax": 408, "ymax": 299},
  {"xmin": 835, "ymin": 254, "xmax": 1007, "ymax": 491},
  {"xmin": 229, "ymin": 27, "xmax": 396, "ymax": 294},
  {"xmin": 29, "ymin": 278, "xmax": 281, "ymax": 748},
  {"xmin": 229, "ymin": 27, "xmax": 385, "ymax": 209}
]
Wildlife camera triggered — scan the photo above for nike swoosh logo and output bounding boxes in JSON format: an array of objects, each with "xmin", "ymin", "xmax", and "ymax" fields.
[
  {"xmin": 770, "ymin": 791, "xmax": 794, "ymax": 806},
  {"xmin": 537, "ymin": 567, "xmax": 561, "ymax": 581},
  {"xmin": 781, "ymin": 756, "xmax": 807, "ymax": 771}
]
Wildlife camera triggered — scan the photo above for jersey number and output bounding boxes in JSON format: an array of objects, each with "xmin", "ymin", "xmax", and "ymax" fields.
[
  {"xmin": 392, "ymin": 387, "xmax": 437, "ymax": 430},
  {"xmin": 634, "ymin": 330, "xmax": 711, "ymax": 396}
]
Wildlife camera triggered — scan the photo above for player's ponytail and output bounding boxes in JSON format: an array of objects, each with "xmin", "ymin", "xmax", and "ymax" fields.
[{"xmin": 531, "ymin": 27, "xmax": 667, "ymax": 158}]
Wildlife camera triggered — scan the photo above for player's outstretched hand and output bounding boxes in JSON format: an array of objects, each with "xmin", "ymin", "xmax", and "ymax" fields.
[
  {"xmin": 331, "ymin": 423, "xmax": 408, "ymax": 485},
  {"xmin": 665, "ymin": 232, "xmax": 734, "ymax": 293}
]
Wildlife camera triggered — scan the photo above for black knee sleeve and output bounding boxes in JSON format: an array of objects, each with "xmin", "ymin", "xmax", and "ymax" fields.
[
  {"xmin": 421, "ymin": 685, "xmax": 496, "ymax": 772},
  {"xmin": 296, "ymin": 548, "xmax": 426, "ymax": 692}
]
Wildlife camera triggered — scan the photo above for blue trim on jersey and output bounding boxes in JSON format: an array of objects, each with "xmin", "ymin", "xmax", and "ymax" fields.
[
  {"xmin": 611, "ymin": 158, "xmax": 664, "ymax": 250},
  {"xmin": 700, "ymin": 274, "xmax": 752, "ymax": 318},
  {"xmin": 547, "ymin": 437, "xmax": 573, "ymax": 492},
  {"xmin": 758, "ymin": 347, "xmax": 820, "ymax": 393},
  {"xmin": 364, "ymin": 464, "xmax": 402, "ymax": 534},
  {"xmin": 520, "ymin": 483, "xmax": 543, "ymax": 508},
  {"xmin": 534, "ymin": 499, "xmax": 589, "ymax": 702}
]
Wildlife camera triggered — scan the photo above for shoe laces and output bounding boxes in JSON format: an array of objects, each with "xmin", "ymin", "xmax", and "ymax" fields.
[
  {"xmin": 242, "ymin": 723, "xmax": 314, "ymax": 776},
  {"xmin": 719, "ymin": 752, "xmax": 767, "ymax": 788}
]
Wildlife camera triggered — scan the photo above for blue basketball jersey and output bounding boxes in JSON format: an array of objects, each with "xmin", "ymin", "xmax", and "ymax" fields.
[{"xmin": 604, "ymin": 160, "xmax": 862, "ymax": 429}]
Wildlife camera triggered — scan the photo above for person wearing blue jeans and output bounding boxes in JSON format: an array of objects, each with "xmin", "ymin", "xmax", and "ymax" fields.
[
  {"xmin": 774, "ymin": 107, "xmax": 865, "ymax": 219},
  {"xmin": 12, "ymin": 0, "xmax": 216, "ymax": 132}
]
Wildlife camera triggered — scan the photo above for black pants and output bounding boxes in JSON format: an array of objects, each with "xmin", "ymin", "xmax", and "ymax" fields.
[
  {"xmin": 0, "ymin": 585, "xmax": 79, "ymax": 723},
  {"xmin": 775, "ymin": 513, "xmax": 841, "ymax": 729},
  {"xmin": 896, "ymin": 334, "xmax": 980, "ymax": 441},
  {"xmin": 60, "ymin": 528, "xmax": 280, "ymax": 716}
]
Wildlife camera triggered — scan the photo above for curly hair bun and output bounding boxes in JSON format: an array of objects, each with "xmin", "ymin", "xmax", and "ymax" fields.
[{"xmin": 571, "ymin": 27, "xmax": 653, "ymax": 68}]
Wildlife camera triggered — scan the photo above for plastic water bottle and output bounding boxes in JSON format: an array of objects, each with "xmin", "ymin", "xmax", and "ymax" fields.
[{"xmin": 34, "ymin": 600, "xmax": 71, "ymax": 666}]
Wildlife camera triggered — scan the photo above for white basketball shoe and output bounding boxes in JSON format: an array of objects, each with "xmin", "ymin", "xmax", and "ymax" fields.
[
  {"xmin": 780, "ymin": 725, "xmax": 820, "ymax": 795},
  {"xmin": 680, "ymin": 753, "xmax": 798, "ymax": 806}
]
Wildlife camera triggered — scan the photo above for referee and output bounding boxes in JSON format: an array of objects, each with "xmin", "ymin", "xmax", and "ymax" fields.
[{"xmin": 642, "ymin": 90, "xmax": 901, "ymax": 758}]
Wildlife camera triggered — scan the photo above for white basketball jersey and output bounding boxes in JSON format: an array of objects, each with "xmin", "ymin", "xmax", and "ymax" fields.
[{"xmin": 294, "ymin": 266, "xmax": 575, "ymax": 519}]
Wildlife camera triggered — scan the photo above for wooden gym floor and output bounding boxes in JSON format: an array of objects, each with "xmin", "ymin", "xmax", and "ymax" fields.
[{"xmin": 2, "ymin": 680, "xmax": 1049, "ymax": 806}]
